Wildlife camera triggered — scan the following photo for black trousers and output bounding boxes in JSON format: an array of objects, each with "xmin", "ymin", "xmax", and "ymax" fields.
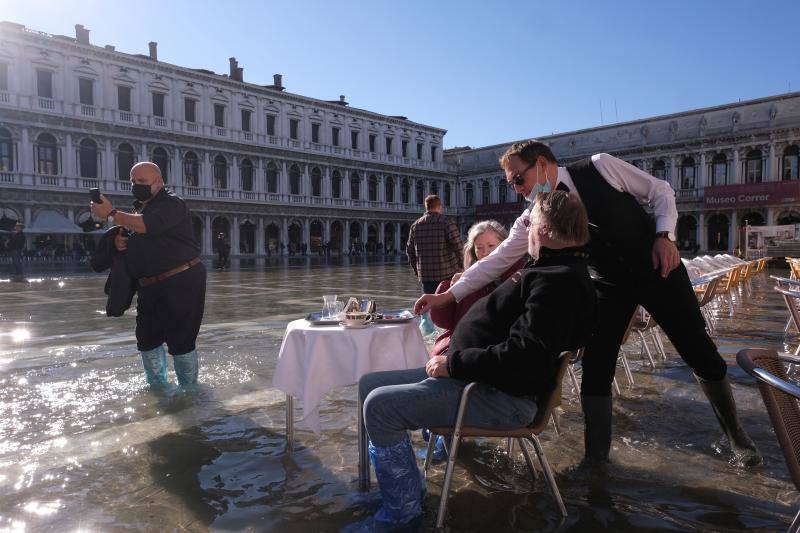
[
  {"xmin": 580, "ymin": 263, "xmax": 726, "ymax": 397},
  {"xmin": 136, "ymin": 263, "xmax": 207, "ymax": 355}
]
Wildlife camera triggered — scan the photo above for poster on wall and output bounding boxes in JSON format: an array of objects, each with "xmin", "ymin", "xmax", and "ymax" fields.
[{"xmin": 743, "ymin": 224, "xmax": 800, "ymax": 259}]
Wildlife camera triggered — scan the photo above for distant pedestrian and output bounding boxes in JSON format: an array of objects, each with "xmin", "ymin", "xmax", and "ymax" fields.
[
  {"xmin": 215, "ymin": 232, "xmax": 230, "ymax": 269},
  {"xmin": 406, "ymin": 195, "xmax": 463, "ymax": 335}
]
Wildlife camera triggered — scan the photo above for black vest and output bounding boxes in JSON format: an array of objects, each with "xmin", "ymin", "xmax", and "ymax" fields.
[{"xmin": 567, "ymin": 157, "xmax": 656, "ymax": 279}]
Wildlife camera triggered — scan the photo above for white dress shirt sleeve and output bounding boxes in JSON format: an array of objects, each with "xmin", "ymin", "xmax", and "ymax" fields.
[
  {"xmin": 449, "ymin": 206, "xmax": 531, "ymax": 302},
  {"xmin": 590, "ymin": 153, "xmax": 678, "ymax": 234}
]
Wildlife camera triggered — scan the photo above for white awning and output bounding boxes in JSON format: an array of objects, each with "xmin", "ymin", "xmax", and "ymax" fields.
[{"xmin": 24, "ymin": 210, "xmax": 84, "ymax": 234}]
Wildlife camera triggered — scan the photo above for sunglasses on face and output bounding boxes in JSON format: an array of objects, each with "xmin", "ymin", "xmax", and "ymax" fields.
[{"xmin": 508, "ymin": 162, "xmax": 535, "ymax": 187}]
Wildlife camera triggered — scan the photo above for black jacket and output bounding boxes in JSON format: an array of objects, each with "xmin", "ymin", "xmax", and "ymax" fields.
[
  {"xmin": 447, "ymin": 250, "xmax": 597, "ymax": 402},
  {"xmin": 90, "ymin": 226, "xmax": 137, "ymax": 317}
]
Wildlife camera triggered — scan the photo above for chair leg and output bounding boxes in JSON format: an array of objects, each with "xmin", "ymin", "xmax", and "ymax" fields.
[
  {"xmin": 436, "ymin": 433, "xmax": 462, "ymax": 530},
  {"xmin": 652, "ymin": 328, "xmax": 667, "ymax": 361},
  {"xmin": 635, "ymin": 330, "xmax": 656, "ymax": 370},
  {"xmin": 527, "ymin": 435, "xmax": 567, "ymax": 518},
  {"xmin": 567, "ymin": 364, "xmax": 581, "ymax": 395},
  {"xmin": 518, "ymin": 437, "xmax": 538, "ymax": 481},
  {"xmin": 619, "ymin": 353, "xmax": 635, "ymax": 386},
  {"xmin": 550, "ymin": 410, "xmax": 561, "ymax": 436},
  {"xmin": 789, "ymin": 506, "xmax": 800, "ymax": 533},
  {"xmin": 506, "ymin": 437, "xmax": 515, "ymax": 458},
  {"xmin": 423, "ymin": 433, "xmax": 437, "ymax": 478}
]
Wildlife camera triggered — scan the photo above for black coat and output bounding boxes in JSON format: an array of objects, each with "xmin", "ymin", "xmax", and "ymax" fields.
[
  {"xmin": 90, "ymin": 226, "xmax": 137, "ymax": 317},
  {"xmin": 447, "ymin": 251, "xmax": 597, "ymax": 402}
]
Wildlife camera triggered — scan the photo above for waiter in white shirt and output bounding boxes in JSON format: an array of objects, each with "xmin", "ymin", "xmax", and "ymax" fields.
[{"xmin": 414, "ymin": 140, "xmax": 761, "ymax": 468}]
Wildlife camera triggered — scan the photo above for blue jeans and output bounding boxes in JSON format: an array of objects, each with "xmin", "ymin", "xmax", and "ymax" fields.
[{"xmin": 359, "ymin": 367, "xmax": 537, "ymax": 447}]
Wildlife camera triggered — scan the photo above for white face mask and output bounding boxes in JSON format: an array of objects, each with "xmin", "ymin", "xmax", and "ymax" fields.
[{"xmin": 525, "ymin": 167, "xmax": 552, "ymax": 202}]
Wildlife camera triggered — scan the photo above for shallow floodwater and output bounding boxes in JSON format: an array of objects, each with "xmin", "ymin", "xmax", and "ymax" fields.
[{"xmin": 0, "ymin": 259, "xmax": 799, "ymax": 532}]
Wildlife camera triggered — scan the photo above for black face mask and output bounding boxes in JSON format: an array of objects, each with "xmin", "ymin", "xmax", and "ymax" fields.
[{"xmin": 131, "ymin": 183, "xmax": 153, "ymax": 201}]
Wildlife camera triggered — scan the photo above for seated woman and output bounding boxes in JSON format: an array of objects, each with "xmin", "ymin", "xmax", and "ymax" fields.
[
  {"xmin": 352, "ymin": 191, "xmax": 597, "ymax": 529},
  {"xmin": 430, "ymin": 220, "xmax": 526, "ymax": 357}
]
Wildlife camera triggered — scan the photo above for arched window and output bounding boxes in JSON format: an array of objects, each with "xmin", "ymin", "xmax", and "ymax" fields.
[
  {"xmin": 36, "ymin": 133, "xmax": 58, "ymax": 175},
  {"xmin": 401, "ymin": 178, "xmax": 410, "ymax": 204},
  {"xmin": 332, "ymin": 170, "xmax": 342, "ymax": 199},
  {"xmin": 707, "ymin": 214, "xmax": 729, "ymax": 251},
  {"xmin": 214, "ymin": 155, "xmax": 228, "ymax": 189},
  {"xmin": 497, "ymin": 178, "xmax": 507, "ymax": 204},
  {"xmin": 416, "ymin": 180, "xmax": 424, "ymax": 205},
  {"xmin": 680, "ymin": 157, "xmax": 695, "ymax": 189},
  {"xmin": 0, "ymin": 128, "xmax": 13, "ymax": 171},
  {"xmin": 240, "ymin": 158, "xmax": 253, "ymax": 191},
  {"xmin": 350, "ymin": 171, "xmax": 360, "ymax": 200},
  {"xmin": 266, "ymin": 161, "xmax": 278, "ymax": 193},
  {"xmin": 711, "ymin": 153, "xmax": 728, "ymax": 186},
  {"xmin": 368, "ymin": 174, "xmax": 378, "ymax": 201},
  {"xmin": 290, "ymin": 164, "xmax": 302, "ymax": 195},
  {"xmin": 311, "ymin": 167, "xmax": 322, "ymax": 197},
  {"xmin": 481, "ymin": 180, "xmax": 490, "ymax": 205},
  {"xmin": 79, "ymin": 138, "xmax": 98, "ymax": 179},
  {"xmin": 117, "ymin": 143, "xmax": 134, "ymax": 181},
  {"xmin": 676, "ymin": 215, "xmax": 698, "ymax": 250},
  {"xmin": 444, "ymin": 183, "xmax": 451, "ymax": 206},
  {"xmin": 745, "ymin": 149, "xmax": 763, "ymax": 183},
  {"xmin": 385, "ymin": 176, "xmax": 394, "ymax": 203},
  {"xmin": 152, "ymin": 147, "xmax": 168, "ymax": 183},
  {"xmin": 430, "ymin": 180, "xmax": 438, "ymax": 196},
  {"xmin": 652, "ymin": 159, "xmax": 666, "ymax": 180},
  {"xmin": 183, "ymin": 151, "xmax": 199, "ymax": 187},
  {"xmin": 783, "ymin": 145, "xmax": 800, "ymax": 181},
  {"xmin": 464, "ymin": 183, "xmax": 474, "ymax": 207}
]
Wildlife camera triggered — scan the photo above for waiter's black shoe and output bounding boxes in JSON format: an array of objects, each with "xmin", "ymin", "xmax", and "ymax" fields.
[
  {"xmin": 581, "ymin": 394, "xmax": 613, "ymax": 466},
  {"xmin": 695, "ymin": 374, "xmax": 763, "ymax": 467}
]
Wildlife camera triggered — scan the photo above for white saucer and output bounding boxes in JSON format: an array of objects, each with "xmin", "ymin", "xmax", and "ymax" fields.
[{"xmin": 340, "ymin": 322, "xmax": 370, "ymax": 329}]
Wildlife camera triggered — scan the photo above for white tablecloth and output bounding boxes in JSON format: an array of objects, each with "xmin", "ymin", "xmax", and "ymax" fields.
[{"xmin": 272, "ymin": 318, "xmax": 429, "ymax": 434}]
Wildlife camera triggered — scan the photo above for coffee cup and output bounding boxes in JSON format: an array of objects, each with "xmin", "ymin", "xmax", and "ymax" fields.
[{"xmin": 341, "ymin": 311, "xmax": 375, "ymax": 328}]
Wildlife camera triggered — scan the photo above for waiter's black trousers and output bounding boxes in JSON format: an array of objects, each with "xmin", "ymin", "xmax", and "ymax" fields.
[
  {"xmin": 136, "ymin": 263, "xmax": 207, "ymax": 355},
  {"xmin": 580, "ymin": 263, "xmax": 726, "ymax": 397}
]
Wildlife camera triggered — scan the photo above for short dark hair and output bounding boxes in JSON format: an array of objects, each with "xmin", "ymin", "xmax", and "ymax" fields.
[
  {"xmin": 530, "ymin": 190, "xmax": 589, "ymax": 246},
  {"xmin": 424, "ymin": 195, "xmax": 442, "ymax": 211},
  {"xmin": 499, "ymin": 140, "xmax": 558, "ymax": 169}
]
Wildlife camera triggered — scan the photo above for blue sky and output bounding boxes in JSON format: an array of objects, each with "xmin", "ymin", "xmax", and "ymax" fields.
[{"xmin": 2, "ymin": 0, "xmax": 796, "ymax": 148}]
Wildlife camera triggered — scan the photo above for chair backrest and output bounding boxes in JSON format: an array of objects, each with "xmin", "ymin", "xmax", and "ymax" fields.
[
  {"xmin": 696, "ymin": 275, "xmax": 723, "ymax": 307},
  {"xmin": 737, "ymin": 348, "xmax": 800, "ymax": 491},
  {"xmin": 529, "ymin": 350, "xmax": 578, "ymax": 432}
]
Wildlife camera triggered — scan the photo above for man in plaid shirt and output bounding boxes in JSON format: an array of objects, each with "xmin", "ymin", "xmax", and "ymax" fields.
[{"xmin": 406, "ymin": 195, "xmax": 464, "ymax": 297}]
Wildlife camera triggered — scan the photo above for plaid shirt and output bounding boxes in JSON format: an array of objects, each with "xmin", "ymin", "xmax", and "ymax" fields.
[{"xmin": 406, "ymin": 211, "xmax": 463, "ymax": 282}]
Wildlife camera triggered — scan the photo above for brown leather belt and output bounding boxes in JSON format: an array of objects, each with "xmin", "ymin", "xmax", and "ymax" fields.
[{"xmin": 139, "ymin": 258, "xmax": 200, "ymax": 287}]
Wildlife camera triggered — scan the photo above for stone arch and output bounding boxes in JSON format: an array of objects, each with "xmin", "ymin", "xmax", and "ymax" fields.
[
  {"xmin": 239, "ymin": 218, "xmax": 255, "ymax": 253},
  {"xmin": 707, "ymin": 213, "xmax": 729, "ymax": 251}
]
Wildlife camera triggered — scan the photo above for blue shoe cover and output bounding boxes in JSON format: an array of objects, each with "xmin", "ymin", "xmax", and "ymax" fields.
[
  {"xmin": 369, "ymin": 437, "xmax": 423, "ymax": 525},
  {"xmin": 432, "ymin": 435, "xmax": 447, "ymax": 462},
  {"xmin": 420, "ymin": 428, "xmax": 431, "ymax": 442},
  {"xmin": 173, "ymin": 350, "xmax": 199, "ymax": 387},
  {"xmin": 140, "ymin": 345, "xmax": 168, "ymax": 386}
]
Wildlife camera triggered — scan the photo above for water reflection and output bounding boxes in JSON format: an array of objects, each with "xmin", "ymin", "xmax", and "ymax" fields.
[{"xmin": 0, "ymin": 264, "xmax": 797, "ymax": 531}]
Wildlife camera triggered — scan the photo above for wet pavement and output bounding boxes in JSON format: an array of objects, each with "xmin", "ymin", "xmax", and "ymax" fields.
[{"xmin": 0, "ymin": 259, "xmax": 798, "ymax": 532}]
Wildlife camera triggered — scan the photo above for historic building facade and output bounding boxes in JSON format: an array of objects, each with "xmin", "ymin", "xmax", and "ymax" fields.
[
  {"xmin": 0, "ymin": 22, "xmax": 453, "ymax": 257},
  {"xmin": 447, "ymin": 93, "xmax": 800, "ymax": 254},
  {"xmin": 3, "ymin": 21, "xmax": 800, "ymax": 259}
]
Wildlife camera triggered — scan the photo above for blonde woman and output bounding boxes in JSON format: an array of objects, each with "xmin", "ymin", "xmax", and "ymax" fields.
[{"xmin": 429, "ymin": 220, "xmax": 526, "ymax": 357}]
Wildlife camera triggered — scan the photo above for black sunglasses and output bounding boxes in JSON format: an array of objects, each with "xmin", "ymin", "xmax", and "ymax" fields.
[{"xmin": 509, "ymin": 162, "xmax": 535, "ymax": 187}]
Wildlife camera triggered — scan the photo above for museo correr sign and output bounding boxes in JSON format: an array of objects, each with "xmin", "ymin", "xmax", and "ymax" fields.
[{"xmin": 704, "ymin": 181, "xmax": 800, "ymax": 208}]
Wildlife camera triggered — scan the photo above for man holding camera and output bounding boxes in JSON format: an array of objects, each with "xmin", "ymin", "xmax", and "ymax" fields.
[{"xmin": 91, "ymin": 161, "xmax": 206, "ymax": 390}]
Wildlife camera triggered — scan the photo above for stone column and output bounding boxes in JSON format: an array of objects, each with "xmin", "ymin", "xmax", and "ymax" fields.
[
  {"xmin": 729, "ymin": 211, "xmax": 738, "ymax": 253},
  {"xmin": 303, "ymin": 164, "xmax": 310, "ymax": 196},
  {"xmin": 669, "ymin": 156, "xmax": 678, "ymax": 190},
  {"xmin": 342, "ymin": 219, "xmax": 350, "ymax": 254},
  {"xmin": 232, "ymin": 215, "xmax": 240, "ymax": 254},
  {"xmin": 257, "ymin": 217, "xmax": 265, "ymax": 255},
  {"xmin": 140, "ymin": 143, "xmax": 148, "ymax": 162},
  {"xmin": 698, "ymin": 212, "xmax": 706, "ymax": 252},
  {"xmin": 281, "ymin": 218, "xmax": 289, "ymax": 253},
  {"xmin": 767, "ymin": 208, "xmax": 776, "ymax": 226},
  {"xmin": 104, "ymin": 139, "xmax": 114, "ymax": 180},
  {"xmin": 394, "ymin": 222, "xmax": 401, "ymax": 253},
  {"xmin": 281, "ymin": 161, "xmax": 289, "ymax": 195},
  {"xmin": 324, "ymin": 219, "xmax": 331, "ymax": 243},
  {"xmin": 361, "ymin": 220, "xmax": 368, "ymax": 246},
  {"xmin": 204, "ymin": 214, "xmax": 212, "ymax": 255},
  {"xmin": 698, "ymin": 152, "xmax": 706, "ymax": 189},
  {"xmin": 379, "ymin": 221, "xmax": 385, "ymax": 251},
  {"xmin": 20, "ymin": 128, "xmax": 33, "ymax": 174},
  {"xmin": 768, "ymin": 143, "xmax": 776, "ymax": 181},
  {"xmin": 324, "ymin": 166, "xmax": 331, "ymax": 198},
  {"xmin": 732, "ymin": 149, "xmax": 740, "ymax": 185},
  {"xmin": 65, "ymin": 133, "xmax": 74, "ymax": 177},
  {"xmin": 231, "ymin": 155, "xmax": 239, "ymax": 191},
  {"xmin": 203, "ymin": 152, "xmax": 212, "ymax": 189},
  {"xmin": 303, "ymin": 218, "xmax": 311, "ymax": 249},
  {"xmin": 173, "ymin": 149, "xmax": 182, "ymax": 186}
]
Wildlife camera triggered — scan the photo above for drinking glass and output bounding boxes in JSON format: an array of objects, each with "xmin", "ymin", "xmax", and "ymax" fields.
[
  {"xmin": 360, "ymin": 296, "xmax": 376, "ymax": 314},
  {"xmin": 322, "ymin": 295, "xmax": 344, "ymax": 319}
]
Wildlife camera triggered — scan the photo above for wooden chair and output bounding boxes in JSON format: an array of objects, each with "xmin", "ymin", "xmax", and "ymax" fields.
[
  {"xmin": 736, "ymin": 348, "xmax": 800, "ymax": 533},
  {"xmin": 424, "ymin": 351, "xmax": 575, "ymax": 528}
]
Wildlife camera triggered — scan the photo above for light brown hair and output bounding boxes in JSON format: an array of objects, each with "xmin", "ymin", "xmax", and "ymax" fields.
[
  {"xmin": 530, "ymin": 190, "xmax": 589, "ymax": 246},
  {"xmin": 499, "ymin": 139, "xmax": 558, "ymax": 170},
  {"xmin": 424, "ymin": 194, "xmax": 442, "ymax": 211},
  {"xmin": 463, "ymin": 219, "xmax": 508, "ymax": 268}
]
